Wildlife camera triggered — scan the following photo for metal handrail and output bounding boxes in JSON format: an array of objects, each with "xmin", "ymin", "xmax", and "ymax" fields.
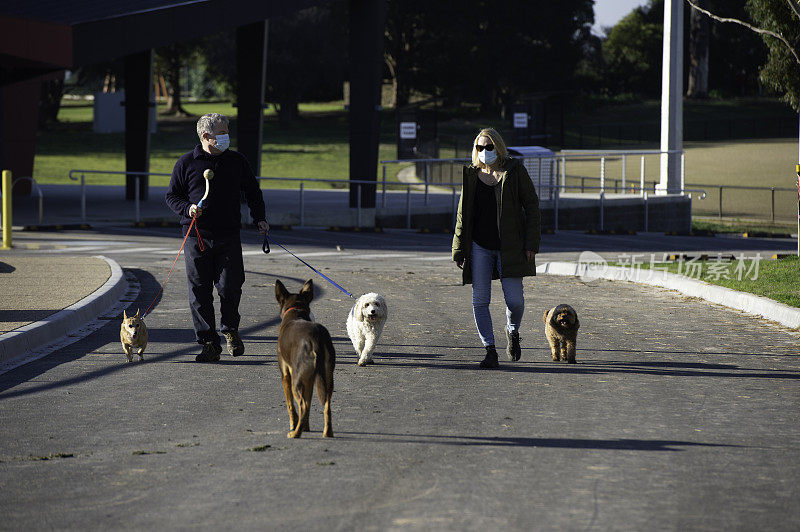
[
  {"xmin": 379, "ymin": 149, "xmax": 686, "ymax": 165},
  {"xmin": 11, "ymin": 177, "xmax": 44, "ymax": 224},
  {"xmin": 254, "ymin": 175, "xmax": 460, "ymax": 228},
  {"xmin": 68, "ymin": 169, "xmax": 172, "ymax": 223},
  {"xmin": 381, "ymin": 149, "xmax": 687, "ymax": 200},
  {"xmin": 65, "ymin": 169, "xmax": 463, "ymax": 227},
  {"xmin": 64, "ymin": 168, "xmax": 706, "ymax": 231}
]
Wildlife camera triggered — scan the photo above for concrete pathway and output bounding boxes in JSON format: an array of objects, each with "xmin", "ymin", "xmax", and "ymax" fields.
[{"xmin": 1, "ymin": 245, "xmax": 798, "ymax": 529}]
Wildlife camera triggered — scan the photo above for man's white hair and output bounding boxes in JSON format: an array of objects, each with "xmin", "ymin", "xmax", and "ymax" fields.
[{"xmin": 196, "ymin": 113, "xmax": 229, "ymax": 140}]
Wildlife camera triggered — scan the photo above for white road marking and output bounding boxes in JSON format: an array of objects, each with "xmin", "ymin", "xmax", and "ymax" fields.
[
  {"xmin": 49, "ymin": 246, "xmax": 106, "ymax": 253},
  {"xmin": 102, "ymin": 247, "xmax": 167, "ymax": 254},
  {"xmin": 352, "ymin": 253, "xmax": 416, "ymax": 259},
  {"xmin": 408, "ymin": 255, "xmax": 453, "ymax": 261},
  {"xmin": 294, "ymin": 251, "xmax": 351, "ymax": 258}
]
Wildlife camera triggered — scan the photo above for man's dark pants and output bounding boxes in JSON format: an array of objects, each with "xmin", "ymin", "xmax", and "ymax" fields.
[{"xmin": 184, "ymin": 233, "xmax": 244, "ymax": 346}]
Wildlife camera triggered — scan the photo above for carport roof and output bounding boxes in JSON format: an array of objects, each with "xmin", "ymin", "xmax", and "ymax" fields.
[{"xmin": 0, "ymin": 0, "xmax": 328, "ymax": 84}]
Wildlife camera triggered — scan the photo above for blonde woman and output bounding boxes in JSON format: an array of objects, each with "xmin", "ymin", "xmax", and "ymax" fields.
[{"xmin": 451, "ymin": 128, "xmax": 541, "ymax": 368}]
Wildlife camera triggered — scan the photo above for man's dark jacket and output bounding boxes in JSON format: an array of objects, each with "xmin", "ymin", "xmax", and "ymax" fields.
[{"xmin": 166, "ymin": 145, "xmax": 266, "ymax": 237}]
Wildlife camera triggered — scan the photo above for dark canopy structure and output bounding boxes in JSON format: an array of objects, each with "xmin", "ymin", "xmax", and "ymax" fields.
[{"xmin": 0, "ymin": 0, "xmax": 386, "ymax": 206}]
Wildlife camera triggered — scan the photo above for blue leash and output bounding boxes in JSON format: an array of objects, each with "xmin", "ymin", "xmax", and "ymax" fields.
[{"xmin": 263, "ymin": 234, "xmax": 357, "ymax": 300}]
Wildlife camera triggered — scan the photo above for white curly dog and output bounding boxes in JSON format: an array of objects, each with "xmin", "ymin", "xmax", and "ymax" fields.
[{"xmin": 347, "ymin": 293, "xmax": 388, "ymax": 366}]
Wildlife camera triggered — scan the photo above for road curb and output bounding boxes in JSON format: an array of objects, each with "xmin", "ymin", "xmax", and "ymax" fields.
[
  {"xmin": 537, "ymin": 261, "xmax": 800, "ymax": 330},
  {"xmin": 0, "ymin": 256, "xmax": 127, "ymax": 365}
]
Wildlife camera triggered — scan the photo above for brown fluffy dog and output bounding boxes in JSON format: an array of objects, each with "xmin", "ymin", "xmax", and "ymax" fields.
[
  {"xmin": 275, "ymin": 279, "xmax": 335, "ymax": 438},
  {"xmin": 120, "ymin": 309, "xmax": 148, "ymax": 363},
  {"xmin": 543, "ymin": 305, "xmax": 580, "ymax": 363}
]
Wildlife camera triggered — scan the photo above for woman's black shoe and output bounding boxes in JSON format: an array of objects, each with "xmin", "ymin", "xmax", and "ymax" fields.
[
  {"xmin": 507, "ymin": 329, "xmax": 521, "ymax": 361},
  {"xmin": 479, "ymin": 345, "xmax": 499, "ymax": 368}
]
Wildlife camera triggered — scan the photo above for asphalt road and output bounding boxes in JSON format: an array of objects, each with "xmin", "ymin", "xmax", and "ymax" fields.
[{"xmin": 1, "ymin": 228, "xmax": 798, "ymax": 530}]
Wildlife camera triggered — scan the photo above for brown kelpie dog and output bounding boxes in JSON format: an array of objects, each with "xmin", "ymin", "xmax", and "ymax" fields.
[{"xmin": 275, "ymin": 279, "xmax": 335, "ymax": 438}]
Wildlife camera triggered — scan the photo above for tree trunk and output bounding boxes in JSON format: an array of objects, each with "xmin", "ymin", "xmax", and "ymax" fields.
[
  {"xmin": 278, "ymin": 97, "xmax": 298, "ymax": 129},
  {"xmin": 164, "ymin": 67, "xmax": 190, "ymax": 116},
  {"xmin": 38, "ymin": 75, "xmax": 64, "ymax": 130},
  {"xmin": 687, "ymin": 1, "xmax": 710, "ymax": 99}
]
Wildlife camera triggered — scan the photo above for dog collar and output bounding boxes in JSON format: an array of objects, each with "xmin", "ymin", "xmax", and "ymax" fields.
[{"xmin": 281, "ymin": 306, "xmax": 308, "ymax": 319}]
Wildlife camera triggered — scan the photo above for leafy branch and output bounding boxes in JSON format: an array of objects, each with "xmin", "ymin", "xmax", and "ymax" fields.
[{"xmin": 685, "ymin": 0, "xmax": 800, "ymax": 67}]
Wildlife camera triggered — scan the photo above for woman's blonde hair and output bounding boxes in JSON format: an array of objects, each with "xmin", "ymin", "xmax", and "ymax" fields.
[{"xmin": 471, "ymin": 128, "xmax": 509, "ymax": 169}]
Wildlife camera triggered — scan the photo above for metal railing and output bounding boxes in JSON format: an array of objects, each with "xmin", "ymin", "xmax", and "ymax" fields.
[
  {"xmin": 68, "ymin": 170, "xmax": 171, "ymax": 222},
  {"xmin": 0, "ymin": 176, "xmax": 44, "ymax": 225},
  {"xmin": 381, "ymin": 149, "xmax": 686, "ymax": 199},
  {"xmin": 64, "ymin": 167, "xmax": 716, "ymax": 231},
  {"xmin": 66, "ymin": 169, "xmax": 461, "ymax": 228},
  {"xmin": 539, "ymin": 183, "xmax": 707, "ymax": 233},
  {"xmin": 14, "ymin": 177, "xmax": 44, "ymax": 224},
  {"xmin": 254, "ymin": 176, "xmax": 461, "ymax": 229},
  {"xmin": 686, "ymin": 182, "xmax": 796, "ymax": 222}
]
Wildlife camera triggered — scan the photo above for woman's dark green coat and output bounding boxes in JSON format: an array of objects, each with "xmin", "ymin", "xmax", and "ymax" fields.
[{"xmin": 451, "ymin": 157, "xmax": 541, "ymax": 285}]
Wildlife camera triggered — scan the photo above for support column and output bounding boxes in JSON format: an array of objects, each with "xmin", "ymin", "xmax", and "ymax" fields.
[
  {"xmin": 124, "ymin": 49, "xmax": 154, "ymax": 201},
  {"xmin": 0, "ymin": 78, "xmax": 41, "ymax": 196},
  {"xmin": 236, "ymin": 21, "xmax": 268, "ymax": 176},
  {"xmin": 658, "ymin": 0, "xmax": 684, "ymax": 195},
  {"xmin": 348, "ymin": 0, "xmax": 387, "ymax": 209}
]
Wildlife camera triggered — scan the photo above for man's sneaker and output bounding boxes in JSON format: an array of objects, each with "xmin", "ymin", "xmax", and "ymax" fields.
[
  {"xmin": 479, "ymin": 345, "xmax": 500, "ymax": 369},
  {"xmin": 196, "ymin": 342, "xmax": 222, "ymax": 362},
  {"xmin": 224, "ymin": 331, "xmax": 245, "ymax": 357},
  {"xmin": 506, "ymin": 329, "xmax": 521, "ymax": 361}
]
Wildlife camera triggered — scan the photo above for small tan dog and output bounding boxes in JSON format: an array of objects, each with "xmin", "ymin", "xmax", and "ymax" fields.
[
  {"xmin": 543, "ymin": 305, "xmax": 580, "ymax": 363},
  {"xmin": 120, "ymin": 309, "xmax": 148, "ymax": 363}
]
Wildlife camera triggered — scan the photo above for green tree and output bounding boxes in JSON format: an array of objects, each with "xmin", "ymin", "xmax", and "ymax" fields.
[
  {"xmin": 687, "ymin": 0, "xmax": 710, "ymax": 98},
  {"xmin": 154, "ymin": 42, "xmax": 198, "ymax": 116},
  {"xmin": 266, "ymin": 5, "xmax": 345, "ymax": 127},
  {"xmin": 602, "ymin": 3, "xmax": 664, "ymax": 97},
  {"xmin": 746, "ymin": 0, "xmax": 800, "ymax": 109},
  {"xmin": 706, "ymin": 2, "xmax": 766, "ymax": 97},
  {"xmin": 384, "ymin": 0, "xmax": 426, "ymax": 107},
  {"xmin": 686, "ymin": 0, "xmax": 799, "ymax": 109},
  {"xmin": 384, "ymin": 0, "xmax": 594, "ymax": 112}
]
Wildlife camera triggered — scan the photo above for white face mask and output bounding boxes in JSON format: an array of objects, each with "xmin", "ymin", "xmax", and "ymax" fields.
[
  {"xmin": 478, "ymin": 147, "xmax": 497, "ymax": 165},
  {"xmin": 212, "ymin": 133, "xmax": 230, "ymax": 152}
]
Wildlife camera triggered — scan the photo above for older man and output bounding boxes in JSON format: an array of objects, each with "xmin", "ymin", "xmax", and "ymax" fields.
[{"xmin": 166, "ymin": 113, "xmax": 269, "ymax": 362}]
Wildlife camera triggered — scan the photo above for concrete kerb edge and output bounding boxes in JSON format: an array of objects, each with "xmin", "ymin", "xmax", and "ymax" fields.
[
  {"xmin": 537, "ymin": 261, "xmax": 800, "ymax": 331},
  {"xmin": 0, "ymin": 256, "xmax": 127, "ymax": 365}
]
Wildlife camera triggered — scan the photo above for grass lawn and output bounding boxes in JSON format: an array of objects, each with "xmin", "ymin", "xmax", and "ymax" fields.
[
  {"xmin": 692, "ymin": 217, "xmax": 797, "ymax": 236},
  {"xmin": 37, "ymin": 100, "xmax": 435, "ymax": 189},
  {"xmin": 619, "ymin": 254, "xmax": 800, "ymax": 308}
]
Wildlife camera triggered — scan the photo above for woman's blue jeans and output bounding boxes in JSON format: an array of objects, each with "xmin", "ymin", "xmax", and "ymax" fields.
[{"xmin": 471, "ymin": 243, "xmax": 524, "ymax": 347}]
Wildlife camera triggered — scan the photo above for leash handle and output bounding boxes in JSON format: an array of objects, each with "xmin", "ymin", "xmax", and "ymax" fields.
[{"xmin": 263, "ymin": 234, "xmax": 356, "ymax": 300}]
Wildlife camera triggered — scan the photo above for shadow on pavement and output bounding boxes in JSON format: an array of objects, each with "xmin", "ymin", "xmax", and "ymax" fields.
[
  {"xmin": 369, "ymin": 355, "xmax": 800, "ymax": 380},
  {"xmin": 335, "ymin": 432, "xmax": 741, "ymax": 451}
]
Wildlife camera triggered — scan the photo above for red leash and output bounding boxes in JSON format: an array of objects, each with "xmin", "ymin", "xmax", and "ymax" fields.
[{"xmin": 143, "ymin": 215, "xmax": 204, "ymax": 317}]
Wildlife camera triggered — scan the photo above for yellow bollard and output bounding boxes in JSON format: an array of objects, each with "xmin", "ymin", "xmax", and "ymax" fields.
[{"xmin": 2, "ymin": 170, "xmax": 11, "ymax": 249}]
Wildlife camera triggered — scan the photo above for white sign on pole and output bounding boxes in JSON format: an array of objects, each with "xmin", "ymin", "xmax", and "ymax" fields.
[
  {"xmin": 399, "ymin": 122, "xmax": 417, "ymax": 139},
  {"xmin": 513, "ymin": 113, "xmax": 528, "ymax": 129}
]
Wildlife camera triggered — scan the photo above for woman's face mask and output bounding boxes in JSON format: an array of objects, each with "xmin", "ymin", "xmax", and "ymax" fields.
[{"xmin": 477, "ymin": 142, "xmax": 497, "ymax": 165}]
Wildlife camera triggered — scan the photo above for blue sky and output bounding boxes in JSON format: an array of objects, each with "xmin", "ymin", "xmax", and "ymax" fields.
[{"xmin": 592, "ymin": 0, "xmax": 650, "ymax": 36}]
